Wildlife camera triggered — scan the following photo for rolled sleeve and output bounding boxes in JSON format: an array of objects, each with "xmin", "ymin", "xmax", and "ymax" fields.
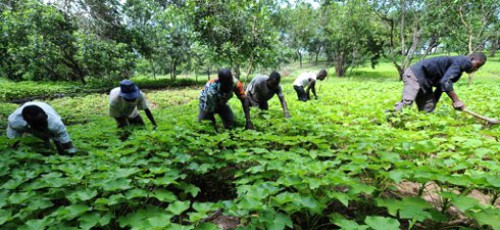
[
  {"xmin": 52, "ymin": 124, "xmax": 71, "ymax": 143},
  {"xmin": 234, "ymin": 81, "xmax": 246, "ymax": 101},
  {"xmin": 6, "ymin": 125, "xmax": 22, "ymax": 139},
  {"xmin": 136, "ymin": 92, "xmax": 149, "ymax": 110}
]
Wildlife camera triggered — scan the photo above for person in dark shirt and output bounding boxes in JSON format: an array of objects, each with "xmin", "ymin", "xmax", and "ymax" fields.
[{"xmin": 394, "ymin": 52, "xmax": 486, "ymax": 112}]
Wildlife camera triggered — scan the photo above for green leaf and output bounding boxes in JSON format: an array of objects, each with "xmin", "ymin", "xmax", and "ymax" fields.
[
  {"xmin": 102, "ymin": 178, "xmax": 132, "ymax": 191},
  {"xmin": 20, "ymin": 219, "xmax": 48, "ymax": 230},
  {"xmin": 364, "ymin": 216, "xmax": 400, "ymax": 230},
  {"xmin": 67, "ymin": 189, "xmax": 98, "ymax": 203},
  {"xmin": 25, "ymin": 198, "xmax": 53, "ymax": 211},
  {"xmin": 8, "ymin": 191, "xmax": 36, "ymax": 204},
  {"xmin": 453, "ymin": 196, "xmax": 480, "ymax": 212},
  {"xmin": 167, "ymin": 200, "xmax": 190, "ymax": 215},
  {"xmin": 152, "ymin": 189, "xmax": 177, "ymax": 202},
  {"xmin": 299, "ymin": 196, "xmax": 323, "ymax": 214},
  {"xmin": 375, "ymin": 198, "xmax": 400, "ymax": 216},
  {"xmin": 58, "ymin": 204, "xmax": 90, "ymax": 220},
  {"xmin": 268, "ymin": 213, "xmax": 293, "ymax": 230},
  {"xmin": 192, "ymin": 202, "xmax": 216, "ymax": 213},
  {"xmin": 147, "ymin": 213, "xmax": 172, "ymax": 228},
  {"xmin": 388, "ymin": 170, "xmax": 407, "ymax": 183},
  {"xmin": 328, "ymin": 192, "xmax": 350, "ymax": 207},
  {"xmin": 0, "ymin": 209, "xmax": 12, "ymax": 225},
  {"xmin": 188, "ymin": 212, "xmax": 208, "ymax": 223},
  {"xmin": 78, "ymin": 212, "xmax": 100, "ymax": 230},
  {"xmin": 178, "ymin": 183, "xmax": 201, "ymax": 197},
  {"xmin": 331, "ymin": 214, "xmax": 368, "ymax": 230},
  {"xmin": 472, "ymin": 208, "xmax": 500, "ymax": 230},
  {"xmin": 118, "ymin": 206, "xmax": 163, "ymax": 228},
  {"xmin": 168, "ymin": 223, "xmax": 194, "ymax": 230},
  {"xmin": 125, "ymin": 188, "xmax": 149, "ymax": 199}
]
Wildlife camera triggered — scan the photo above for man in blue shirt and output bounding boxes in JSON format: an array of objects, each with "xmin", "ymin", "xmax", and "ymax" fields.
[{"xmin": 394, "ymin": 52, "xmax": 487, "ymax": 112}]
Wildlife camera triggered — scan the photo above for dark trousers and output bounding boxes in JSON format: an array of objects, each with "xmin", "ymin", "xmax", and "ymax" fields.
[
  {"xmin": 294, "ymin": 85, "xmax": 308, "ymax": 102},
  {"xmin": 198, "ymin": 104, "xmax": 235, "ymax": 129},
  {"xmin": 115, "ymin": 115, "xmax": 145, "ymax": 128},
  {"xmin": 247, "ymin": 94, "xmax": 269, "ymax": 110}
]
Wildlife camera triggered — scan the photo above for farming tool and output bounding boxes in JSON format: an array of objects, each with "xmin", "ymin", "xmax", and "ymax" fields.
[{"xmin": 462, "ymin": 109, "xmax": 499, "ymax": 126}]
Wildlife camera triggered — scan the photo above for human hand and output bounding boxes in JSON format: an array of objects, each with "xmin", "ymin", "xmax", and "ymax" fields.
[{"xmin": 453, "ymin": 100, "xmax": 465, "ymax": 110}]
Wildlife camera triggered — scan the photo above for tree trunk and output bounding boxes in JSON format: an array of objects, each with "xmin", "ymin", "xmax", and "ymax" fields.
[
  {"xmin": 172, "ymin": 61, "xmax": 177, "ymax": 81},
  {"xmin": 207, "ymin": 66, "xmax": 210, "ymax": 81},
  {"xmin": 195, "ymin": 69, "xmax": 198, "ymax": 83},
  {"xmin": 233, "ymin": 65, "xmax": 241, "ymax": 80},
  {"xmin": 334, "ymin": 54, "xmax": 345, "ymax": 77},
  {"xmin": 490, "ymin": 39, "xmax": 498, "ymax": 57},
  {"xmin": 422, "ymin": 35, "xmax": 439, "ymax": 59},
  {"xmin": 400, "ymin": 0, "xmax": 405, "ymax": 57},
  {"xmin": 150, "ymin": 60, "xmax": 157, "ymax": 80},
  {"xmin": 402, "ymin": 26, "xmax": 422, "ymax": 70},
  {"xmin": 314, "ymin": 49, "xmax": 320, "ymax": 66},
  {"xmin": 298, "ymin": 50, "xmax": 302, "ymax": 68}
]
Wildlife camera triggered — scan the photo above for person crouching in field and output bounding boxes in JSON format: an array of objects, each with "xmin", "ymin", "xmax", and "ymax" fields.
[
  {"xmin": 7, "ymin": 101, "xmax": 77, "ymax": 154},
  {"xmin": 246, "ymin": 72, "xmax": 290, "ymax": 118},
  {"xmin": 394, "ymin": 52, "xmax": 487, "ymax": 112},
  {"xmin": 109, "ymin": 80, "xmax": 157, "ymax": 130},
  {"xmin": 293, "ymin": 69, "xmax": 328, "ymax": 101},
  {"xmin": 198, "ymin": 68, "xmax": 254, "ymax": 131}
]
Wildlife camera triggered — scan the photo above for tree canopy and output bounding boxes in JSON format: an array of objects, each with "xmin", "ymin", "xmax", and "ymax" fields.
[{"xmin": 0, "ymin": 0, "xmax": 498, "ymax": 81}]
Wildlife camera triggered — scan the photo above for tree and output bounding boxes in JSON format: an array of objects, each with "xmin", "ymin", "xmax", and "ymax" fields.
[
  {"xmin": 321, "ymin": 0, "xmax": 384, "ymax": 77},
  {"xmin": 0, "ymin": 1, "xmax": 85, "ymax": 82},
  {"xmin": 188, "ymin": 0, "xmax": 284, "ymax": 79},
  {"xmin": 278, "ymin": 3, "xmax": 319, "ymax": 68}
]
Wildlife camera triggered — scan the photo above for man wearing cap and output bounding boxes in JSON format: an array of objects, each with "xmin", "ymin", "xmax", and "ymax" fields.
[
  {"xmin": 199, "ymin": 68, "xmax": 254, "ymax": 130},
  {"xmin": 6, "ymin": 101, "xmax": 77, "ymax": 155},
  {"xmin": 109, "ymin": 80, "xmax": 157, "ymax": 129}
]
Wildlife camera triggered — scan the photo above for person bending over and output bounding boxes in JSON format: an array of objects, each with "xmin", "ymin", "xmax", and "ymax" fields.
[
  {"xmin": 246, "ymin": 71, "xmax": 290, "ymax": 118},
  {"xmin": 394, "ymin": 52, "xmax": 487, "ymax": 112},
  {"xmin": 199, "ymin": 68, "xmax": 254, "ymax": 131},
  {"xmin": 293, "ymin": 69, "xmax": 327, "ymax": 101},
  {"xmin": 7, "ymin": 101, "xmax": 77, "ymax": 154},
  {"xmin": 109, "ymin": 79, "xmax": 157, "ymax": 129}
]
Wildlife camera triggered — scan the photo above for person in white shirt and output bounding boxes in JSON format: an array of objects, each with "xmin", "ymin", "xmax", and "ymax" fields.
[
  {"xmin": 109, "ymin": 80, "xmax": 157, "ymax": 130},
  {"xmin": 293, "ymin": 69, "xmax": 327, "ymax": 101},
  {"xmin": 7, "ymin": 101, "xmax": 77, "ymax": 154}
]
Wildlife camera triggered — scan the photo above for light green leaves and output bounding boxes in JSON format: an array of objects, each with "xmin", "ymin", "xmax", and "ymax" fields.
[
  {"xmin": 364, "ymin": 216, "xmax": 400, "ymax": 230},
  {"xmin": 167, "ymin": 201, "xmax": 191, "ymax": 216}
]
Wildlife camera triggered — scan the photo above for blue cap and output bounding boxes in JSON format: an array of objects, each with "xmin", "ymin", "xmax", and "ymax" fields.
[{"xmin": 119, "ymin": 80, "xmax": 140, "ymax": 100}]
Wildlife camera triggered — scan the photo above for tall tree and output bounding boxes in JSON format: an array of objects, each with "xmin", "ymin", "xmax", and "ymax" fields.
[{"xmin": 321, "ymin": 0, "xmax": 384, "ymax": 77}]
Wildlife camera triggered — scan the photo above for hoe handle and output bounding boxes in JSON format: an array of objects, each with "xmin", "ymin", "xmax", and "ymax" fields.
[{"xmin": 463, "ymin": 109, "xmax": 500, "ymax": 125}]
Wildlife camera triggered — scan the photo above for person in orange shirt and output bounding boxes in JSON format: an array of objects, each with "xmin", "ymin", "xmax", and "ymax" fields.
[{"xmin": 198, "ymin": 68, "xmax": 254, "ymax": 131}]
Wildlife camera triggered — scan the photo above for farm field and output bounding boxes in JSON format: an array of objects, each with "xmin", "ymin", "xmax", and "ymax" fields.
[{"xmin": 0, "ymin": 61, "xmax": 499, "ymax": 230}]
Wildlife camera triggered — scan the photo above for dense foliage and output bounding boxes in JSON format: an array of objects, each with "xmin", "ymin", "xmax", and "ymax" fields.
[
  {"xmin": 1, "ymin": 0, "xmax": 498, "ymax": 81},
  {"xmin": 0, "ymin": 62, "xmax": 498, "ymax": 229}
]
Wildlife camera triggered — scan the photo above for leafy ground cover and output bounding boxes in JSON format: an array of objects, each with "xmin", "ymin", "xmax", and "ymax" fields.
[{"xmin": 0, "ymin": 62, "xmax": 499, "ymax": 230}]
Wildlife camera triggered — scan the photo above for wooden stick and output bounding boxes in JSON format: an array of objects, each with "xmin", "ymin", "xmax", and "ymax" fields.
[{"xmin": 463, "ymin": 109, "xmax": 500, "ymax": 125}]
